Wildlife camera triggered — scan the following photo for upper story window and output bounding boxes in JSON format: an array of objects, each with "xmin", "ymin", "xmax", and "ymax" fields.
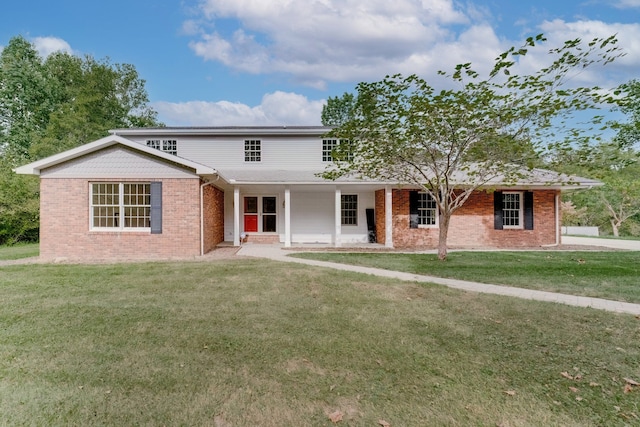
[
  {"xmin": 502, "ymin": 191, "xmax": 523, "ymax": 229},
  {"xmin": 322, "ymin": 138, "xmax": 352, "ymax": 162},
  {"xmin": 146, "ymin": 139, "xmax": 177, "ymax": 156},
  {"xmin": 245, "ymin": 139, "xmax": 261, "ymax": 162}
]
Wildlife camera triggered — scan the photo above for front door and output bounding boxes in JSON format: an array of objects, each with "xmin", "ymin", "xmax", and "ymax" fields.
[
  {"xmin": 244, "ymin": 197, "xmax": 258, "ymax": 232},
  {"xmin": 243, "ymin": 196, "xmax": 277, "ymax": 233}
]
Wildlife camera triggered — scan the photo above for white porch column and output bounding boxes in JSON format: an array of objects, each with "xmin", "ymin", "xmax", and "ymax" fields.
[
  {"xmin": 284, "ymin": 186, "xmax": 291, "ymax": 248},
  {"xmin": 334, "ymin": 187, "xmax": 342, "ymax": 247},
  {"xmin": 233, "ymin": 186, "xmax": 240, "ymax": 246},
  {"xmin": 385, "ymin": 185, "xmax": 393, "ymax": 248}
]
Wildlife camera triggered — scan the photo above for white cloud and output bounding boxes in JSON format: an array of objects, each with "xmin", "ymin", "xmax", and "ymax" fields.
[
  {"xmin": 32, "ymin": 36, "xmax": 73, "ymax": 57},
  {"xmin": 152, "ymin": 91, "xmax": 325, "ymax": 126},
  {"xmin": 185, "ymin": 0, "xmax": 640, "ymax": 91},
  {"xmin": 614, "ymin": 0, "xmax": 640, "ymax": 8},
  {"xmin": 188, "ymin": 0, "xmax": 472, "ymax": 86}
]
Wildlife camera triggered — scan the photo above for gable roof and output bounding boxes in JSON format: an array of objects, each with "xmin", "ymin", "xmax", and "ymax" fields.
[{"xmin": 13, "ymin": 135, "xmax": 216, "ymax": 176}]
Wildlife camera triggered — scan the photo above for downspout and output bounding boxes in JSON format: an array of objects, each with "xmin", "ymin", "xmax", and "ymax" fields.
[
  {"xmin": 555, "ymin": 192, "xmax": 561, "ymax": 246},
  {"xmin": 200, "ymin": 175, "xmax": 220, "ymax": 256}
]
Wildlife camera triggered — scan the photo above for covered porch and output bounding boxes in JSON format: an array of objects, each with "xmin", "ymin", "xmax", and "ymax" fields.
[{"xmin": 215, "ymin": 177, "xmax": 395, "ymax": 248}]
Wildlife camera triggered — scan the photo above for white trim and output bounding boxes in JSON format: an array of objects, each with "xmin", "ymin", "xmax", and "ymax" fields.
[
  {"xmin": 334, "ymin": 187, "xmax": 342, "ymax": 247},
  {"xmin": 14, "ymin": 135, "xmax": 215, "ymax": 176},
  {"xmin": 502, "ymin": 191, "xmax": 524, "ymax": 230},
  {"xmin": 284, "ymin": 187, "xmax": 291, "ymax": 247},
  {"xmin": 385, "ymin": 186, "xmax": 393, "ymax": 248},
  {"xmin": 233, "ymin": 187, "xmax": 240, "ymax": 246},
  {"xmin": 89, "ymin": 182, "xmax": 151, "ymax": 232}
]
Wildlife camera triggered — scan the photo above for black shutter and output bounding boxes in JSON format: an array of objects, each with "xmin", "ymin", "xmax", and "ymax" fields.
[
  {"xmin": 409, "ymin": 191, "xmax": 419, "ymax": 229},
  {"xmin": 494, "ymin": 191, "xmax": 503, "ymax": 230},
  {"xmin": 524, "ymin": 191, "xmax": 534, "ymax": 230},
  {"xmin": 150, "ymin": 181, "xmax": 162, "ymax": 234}
]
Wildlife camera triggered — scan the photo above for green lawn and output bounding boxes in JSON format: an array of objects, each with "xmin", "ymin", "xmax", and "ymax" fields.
[
  {"xmin": 1, "ymin": 259, "xmax": 639, "ymax": 426},
  {"xmin": 292, "ymin": 251, "xmax": 640, "ymax": 303},
  {"xmin": 0, "ymin": 243, "xmax": 39, "ymax": 260}
]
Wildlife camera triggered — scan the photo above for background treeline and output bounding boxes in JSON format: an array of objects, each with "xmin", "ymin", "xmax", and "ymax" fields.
[
  {"xmin": 1, "ymin": 35, "xmax": 639, "ymax": 245},
  {"xmin": 0, "ymin": 36, "xmax": 160, "ymax": 244},
  {"xmin": 551, "ymin": 80, "xmax": 640, "ymax": 237}
]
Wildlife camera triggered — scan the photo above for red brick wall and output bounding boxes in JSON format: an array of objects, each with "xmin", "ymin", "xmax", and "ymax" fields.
[
  {"xmin": 40, "ymin": 178, "xmax": 204, "ymax": 260},
  {"xmin": 383, "ymin": 189, "xmax": 559, "ymax": 248},
  {"xmin": 202, "ymin": 184, "xmax": 225, "ymax": 253}
]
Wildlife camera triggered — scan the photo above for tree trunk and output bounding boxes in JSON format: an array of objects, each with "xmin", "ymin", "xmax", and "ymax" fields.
[
  {"xmin": 437, "ymin": 213, "xmax": 451, "ymax": 261},
  {"xmin": 611, "ymin": 219, "xmax": 620, "ymax": 237}
]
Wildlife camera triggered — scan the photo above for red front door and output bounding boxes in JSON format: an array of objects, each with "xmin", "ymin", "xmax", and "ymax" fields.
[{"xmin": 244, "ymin": 197, "xmax": 258, "ymax": 232}]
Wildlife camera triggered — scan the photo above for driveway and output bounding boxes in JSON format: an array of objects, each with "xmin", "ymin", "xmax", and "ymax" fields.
[{"xmin": 562, "ymin": 236, "xmax": 640, "ymax": 250}]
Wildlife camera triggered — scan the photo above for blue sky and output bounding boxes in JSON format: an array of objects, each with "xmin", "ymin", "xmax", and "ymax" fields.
[{"xmin": 1, "ymin": 0, "xmax": 639, "ymax": 126}]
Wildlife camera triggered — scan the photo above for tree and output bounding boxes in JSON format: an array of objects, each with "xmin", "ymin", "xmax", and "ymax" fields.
[
  {"xmin": 613, "ymin": 79, "xmax": 640, "ymax": 148},
  {"xmin": 321, "ymin": 92, "xmax": 356, "ymax": 126},
  {"xmin": 0, "ymin": 35, "xmax": 161, "ymax": 245},
  {"xmin": 323, "ymin": 34, "xmax": 622, "ymax": 260}
]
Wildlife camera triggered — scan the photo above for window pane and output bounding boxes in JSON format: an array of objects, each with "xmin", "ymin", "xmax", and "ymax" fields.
[
  {"xmin": 244, "ymin": 139, "xmax": 261, "ymax": 162},
  {"xmin": 418, "ymin": 192, "xmax": 437, "ymax": 225},
  {"xmin": 244, "ymin": 197, "xmax": 258, "ymax": 213},
  {"xmin": 263, "ymin": 197, "xmax": 277, "ymax": 214},
  {"xmin": 341, "ymin": 195, "xmax": 358, "ymax": 225},
  {"xmin": 263, "ymin": 214, "xmax": 277, "ymax": 232},
  {"xmin": 502, "ymin": 193, "xmax": 521, "ymax": 227}
]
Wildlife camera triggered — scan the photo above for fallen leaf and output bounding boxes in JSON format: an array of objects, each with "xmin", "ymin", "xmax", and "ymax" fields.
[
  {"xmin": 624, "ymin": 378, "xmax": 640, "ymax": 386},
  {"xmin": 575, "ymin": 374, "xmax": 583, "ymax": 381},
  {"xmin": 624, "ymin": 384, "xmax": 634, "ymax": 394},
  {"xmin": 569, "ymin": 387, "xmax": 579, "ymax": 393},
  {"xmin": 575, "ymin": 396, "xmax": 584, "ymax": 401},
  {"xmin": 329, "ymin": 385, "xmax": 336, "ymax": 391},
  {"xmin": 589, "ymin": 382, "xmax": 600, "ymax": 387},
  {"xmin": 504, "ymin": 390, "xmax": 516, "ymax": 396},
  {"xmin": 329, "ymin": 410, "xmax": 343, "ymax": 423},
  {"xmin": 561, "ymin": 372, "xmax": 574, "ymax": 380},
  {"xmin": 378, "ymin": 420, "xmax": 391, "ymax": 427}
]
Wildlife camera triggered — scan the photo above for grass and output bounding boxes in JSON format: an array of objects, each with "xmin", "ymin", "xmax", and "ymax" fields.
[
  {"xmin": 0, "ymin": 243, "xmax": 39, "ymax": 260},
  {"xmin": 1, "ymin": 259, "xmax": 639, "ymax": 426},
  {"xmin": 292, "ymin": 251, "xmax": 640, "ymax": 304}
]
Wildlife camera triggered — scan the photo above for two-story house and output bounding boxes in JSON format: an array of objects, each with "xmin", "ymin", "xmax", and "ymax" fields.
[{"xmin": 15, "ymin": 126, "xmax": 600, "ymax": 260}]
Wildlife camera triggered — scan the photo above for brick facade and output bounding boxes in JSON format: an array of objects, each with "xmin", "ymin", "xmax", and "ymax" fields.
[
  {"xmin": 40, "ymin": 178, "xmax": 206, "ymax": 260},
  {"xmin": 202, "ymin": 184, "xmax": 225, "ymax": 253},
  {"xmin": 376, "ymin": 189, "xmax": 558, "ymax": 248}
]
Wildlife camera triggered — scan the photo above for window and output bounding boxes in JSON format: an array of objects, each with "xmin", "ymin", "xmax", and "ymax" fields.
[
  {"xmin": 410, "ymin": 191, "xmax": 438, "ymax": 228},
  {"xmin": 502, "ymin": 192, "xmax": 522, "ymax": 228},
  {"xmin": 322, "ymin": 139, "xmax": 338, "ymax": 161},
  {"xmin": 146, "ymin": 139, "xmax": 177, "ymax": 155},
  {"xmin": 91, "ymin": 182, "xmax": 158, "ymax": 231},
  {"xmin": 322, "ymin": 138, "xmax": 352, "ymax": 161},
  {"xmin": 494, "ymin": 191, "xmax": 533, "ymax": 230},
  {"xmin": 244, "ymin": 139, "xmax": 261, "ymax": 162},
  {"xmin": 417, "ymin": 192, "xmax": 438, "ymax": 226},
  {"xmin": 341, "ymin": 195, "xmax": 358, "ymax": 225}
]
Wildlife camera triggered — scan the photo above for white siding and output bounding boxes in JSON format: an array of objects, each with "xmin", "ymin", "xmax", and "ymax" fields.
[
  {"xmin": 126, "ymin": 135, "xmax": 331, "ymax": 170},
  {"xmin": 40, "ymin": 146, "xmax": 198, "ymax": 179},
  {"xmin": 222, "ymin": 188, "xmax": 375, "ymax": 244}
]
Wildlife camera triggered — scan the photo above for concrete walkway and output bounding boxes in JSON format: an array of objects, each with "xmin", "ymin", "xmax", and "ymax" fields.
[{"xmin": 237, "ymin": 243, "xmax": 640, "ymax": 316}]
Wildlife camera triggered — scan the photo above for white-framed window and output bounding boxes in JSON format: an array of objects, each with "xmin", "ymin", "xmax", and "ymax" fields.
[
  {"xmin": 90, "ymin": 182, "xmax": 151, "ymax": 230},
  {"xmin": 502, "ymin": 191, "xmax": 523, "ymax": 229},
  {"xmin": 341, "ymin": 194, "xmax": 358, "ymax": 225},
  {"xmin": 244, "ymin": 139, "xmax": 261, "ymax": 162},
  {"xmin": 146, "ymin": 139, "xmax": 177, "ymax": 156},
  {"xmin": 322, "ymin": 138, "xmax": 352, "ymax": 162},
  {"xmin": 417, "ymin": 192, "xmax": 438, "ymax": 227}
]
